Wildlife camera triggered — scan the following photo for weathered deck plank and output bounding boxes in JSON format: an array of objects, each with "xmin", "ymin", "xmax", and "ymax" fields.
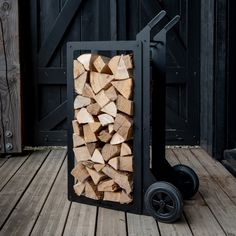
[
  {"xmin": 0, "ymin": 150, "xmax": 66, "ymax": 235},
  {"xmin": 30, "ymin": 159, "xmax": 70, "ymax": 236},
  {"xmin": 174, "ymin": 148, "xmax": 236, "ymax": 235},
  {"xmin": 63, "ymin": 203, "xmax": 97, "ymax": 236},
  {"xmin": 0, "ymin": 150, "xmax": 50, "ymax": 228},
  {"xmin": 0, "ymin": 157, "xmax": 9, "ymax": 168},
  {"xmin": 96, "ymin": 208, "xmax": 126, "ymax": 236}
]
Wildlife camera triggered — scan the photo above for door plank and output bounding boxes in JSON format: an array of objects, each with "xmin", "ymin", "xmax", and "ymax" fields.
[
  {"xmin": 0, "ymin": 150, "xmax": 66, "ymax": 235},
  {"xmin": 191, "ymin": 148, "xmax": 236, "ymax": 205},
  {"xmin": 0, "ymin": 0, "xmax": 22, "ymax": 153},
  {"xmin": 30, "ymin": 159, "xmax": 70, "ymax": 236},
  {"xmin": 127, "ymin": 213, "xmax": 160, "ymax": 236},
  {"xmin": 173, "ymin": 148, "xmax": 236, "ymax": 235},
  {"xmin": 63, "ymin": 203, "xmax": 97, "ymax": 236},
  {"xmin": 0, "ymin": 150, "xmax": 50, "ymax": 228},
  {"xmin": 96, "ymin": 208, "xmax": 126, "ymax": 236},
  {"xmin": 0, "ymin": 153, "xmax": 30, "ymax": 191}
]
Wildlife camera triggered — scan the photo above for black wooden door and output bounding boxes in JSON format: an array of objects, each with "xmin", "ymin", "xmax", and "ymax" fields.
[{"xmin": 28, "ymin": 0, "xmax": 200, "ymax": 146}]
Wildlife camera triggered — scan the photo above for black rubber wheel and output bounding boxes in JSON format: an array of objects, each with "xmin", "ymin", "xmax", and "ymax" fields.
[
  {"xmin": 173, "ymin": 164, "xmax": 199, "ymax": 199},
  {"xmin": 144, "ymin": 181, "xmax": 183, "ymax": 223}
]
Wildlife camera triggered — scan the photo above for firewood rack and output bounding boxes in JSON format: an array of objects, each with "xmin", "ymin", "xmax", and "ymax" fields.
[{"xmin": 67, "ymin": 11, "xmax": 199, "ymax": 223}]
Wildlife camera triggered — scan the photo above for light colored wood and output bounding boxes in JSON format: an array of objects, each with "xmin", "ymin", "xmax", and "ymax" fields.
[
  {"xmin": 93, "ymin": 55, "xmax": 111, "ymax": 73},
  {"xmin": 86, "ymin": 143, "xmax": 97, "ymax": 155},
  {"xmin": 98, "ymin": 130, "xmax": 112, "ymax": 143},
  {"xmin": 74, "ymin": 95, "xmax": 91, "ymax": 109},
  {"xmin": 81, "ymin": 160, "xmax": 95, "ymax": 169},
  {"xmin": 101, "ymin": 144, "xmax": 120, "ymax": 161},
  {"xmin": 108, "ymin": 157, "xmax": 119, "ymax": 170},
  {"xmin": 105, "ymin": 86, "xmax": 118, "ymax": 101},
  {"xmin": 108, "ymin": 55, "xmax": 120, "ymax": 75},
  {"xmin": 114, "ymin": 113, "xmax": 132, "ymax": 131},
  {"xmin": 72, "ymin": 120, "xmax": 81, "ymax": 134},
  {"xmin": 74, "ymin": 60, "xmax": 85, "ymax": 79},
  {"xmin": 101, "ymin": 102, "xmax": 117, "ymax": 117},
  {"xmin": 72, "ymin": 133, "xmax": 85, "ymax": 147},
  {"xmin": 119, "ymin": 156, "xmax": 133, "ymax": 172},
  {"xmin": 84, "ymin": 180, "xmax": 103, "ymax": 200},
  {"xmin": 74, "ymin": 109, "xmax": 79, "ymax": 119},
  {"xmin": 82, "ymin": 83, "xmax": 95, "ymax": 99},
  {"xmin": 90, "ymin": 71, "xmax": 114, "ymax": 93},
  {"xmin": 91, "ymin": 149, "xmax": 105, "ymax": 164},
  {"xmin": 97, "ymin": 179, "xmax": 119, "ymax": 192},
  {"xmin": 87, "ymin": 103, "xmax": 101, "ymax": 116},
  {"xmin": 86, "ymin": 168, "xmax": 107, "ymax": 185},
  {"xmin": 98, "ymin": 114, "xmax": 114, "ymax": 126},
  {"xmin": 30, "ymin": 161, "xmax": 71, "ymax": 236},
  {"xmin": 94, "ymin": 90, "xmax": 110, "ymax": 108},
  {"xmin": 116, "ymin": 124, "xmax": 133, "ymax": 141},
  {"xmin": 73, "ymin": 146, "xmax": 91, "ymax": 162},
  {"xmin": 108, "ymin": 124, "xmax": 114, "ymax": 133},
  {"xmin": 83, "ymin": 124, "xmax": 98, "ymax": 143},
  {"xmin": 94, "ymin": 164, "xmax": 105, "ymax": 172},
  {"xmin": 103, "ymin": 191, "xmax": 121, "ymax": 202},
  {"xmin": 96, "ymin": 208, "xmax": 126, "ymax": 236},
  {"xmin": 120, "ymin": 191, "xmax": 133, "ymax": 204},
  {"xmin": 88, "ymin": 121, "xmax": 101, "ymax": 132},
  {"xmin": 102, "ymin": 165, "xmax": 132, "ymax": 194},
  {"xmin": 110, "ymin": 133, "xmax": 125, "ymax": 145},
  {"xmin": 121, "ymin": 143, "xmax": 132, "ymax": 156},
  {"xmin": 123, "ymin": 54, "xmax": 133, "ymax": 69},
  {"xmin": 112, "ymin": 78, "xmax": 133, "ymax": 99},
  {"xmin": 71, "ymin": 162, "xmax": 90, "ymax": 183},
  {"xmin": 64, "ymin": 203, "xmax": 97, "ymax": 236},
  {"xmin": 127, "ymin": 214, "xmax": 160, "ymax": 236},
  {"xmin": 0, "ymin": 150, "xmax": 50, "ymax": 227},
  {"xmin": 77, "ymin": 53, "xmax": 98, "ymax": 71},
  {"xmin": 0, "ymin": 150, "xmax": 66, "ymax": 235},
  {"xmin": 116, "ymin": 95, "xmax": 133, "ymax": 115},
  {"xmin": 74, "ymin": 182, "xmax": 85, "ymax": 196},
  {"xmin": 76, "ymin": 108, "xmax": 94, "ymax": 124},
  {"xmin": 115, "ymin": 55, "xmax": 132, "ymax": 80},
  {"xmin": 74, "ymin": 71, "xmax": 87, "ymax": 94}
]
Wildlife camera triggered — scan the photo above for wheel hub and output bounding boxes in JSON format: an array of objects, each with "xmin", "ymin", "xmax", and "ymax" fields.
[{"xmin": 159, "ymin": 200, "xmax": 165, "ymax": 208}]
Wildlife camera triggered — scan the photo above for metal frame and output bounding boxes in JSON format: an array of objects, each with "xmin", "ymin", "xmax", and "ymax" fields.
[{"xmin": 67, "ymin": 11, "xmax": 180, "ymax": 214}]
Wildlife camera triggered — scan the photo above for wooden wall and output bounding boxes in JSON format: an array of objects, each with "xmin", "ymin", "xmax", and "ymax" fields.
[{"xmin": 0, "ymin": 0, "xmax": 22, "ymax": 153}]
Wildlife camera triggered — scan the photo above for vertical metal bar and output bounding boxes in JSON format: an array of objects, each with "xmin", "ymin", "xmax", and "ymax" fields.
[{"xmin": 110, "ymin": 0, "xmax": 117, "ymax": 40}]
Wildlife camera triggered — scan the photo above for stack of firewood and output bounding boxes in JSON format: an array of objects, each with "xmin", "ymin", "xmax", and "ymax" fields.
[{"xmin": 71, "ymin": 53, "xmax": 134, "ymax": 204}]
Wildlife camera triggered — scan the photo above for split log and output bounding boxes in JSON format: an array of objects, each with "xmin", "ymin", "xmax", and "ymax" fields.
[
  {"xmin": 113, "ymin": 113, "xmax": 132, "ymax": 131},
  {"xmin": 123, "ymin": 54, "xmax": 133, "ymax": 69},
  {"xmin": 108, "ymin": 157, "xmax": 119, "ymax": 170},
  {"xmin": 101, "ymin": 144, "xmax": 120, "ymax": 161},
  {"xmin": 84, "ymin": 180, "xmax": 103, "ymax": 200},
  {"xmin": 87, "ymin": 103, "xmax": 101, "ymax": 116},
  {"xmin": 72, "ymin": 120, "xmax": 81, "ymax": 134},
  {"xmin": 120, "ymin": 191, "xmax": 133, "ymax": 204},
  {"xmin": 93, "ymin": 55, "xmax": 111, "ymax": 73},
  {"xmin": 76, "ymin": 108, "xmax": 94, "ymax": 124},
  {"xmin": 86, "ymin": 167, "xmax": 107, "ymax": 185},
  {"xmin": 111, "ymin": 78, "xmax": 132, "ymax": 99},
  {"xmin": 103, "ymin": 191, "xmax": 132, "ymax": 204},
  {"xmin": 77, "ymin": 54, "xmax": 98, "ymax": 71},
  {"xmin": 101, "ymin": 102, "xmax": 117, "ymax": 117},
  {"xmin": 81, "ymin": 160, "xmax": 94, "ymax": 169},
  {"xmin": 98, "ymin": 130, "xmax": 112, "ymax": 143},
  {"xmin": 117, "ymin": 125, "xmax": 133, "ymax": 141},
  {"xmin": 82, "ymin": 83, "xmax": 95, "ymax": 99},
  {"xmin": 73, "ymin": 134, "xmax": 85, "ymax": 147},
  {"xmin": 74, "ymin": 71, "xmax": 87, "ymax": 94},
  {"xmin": 94, "ymin": 90, "xmax": 110, "ymax": 108},
  {"xmin": 102, "ymin": 165, "xmax": 133, "ymax": 194},
  {"xmin": 86, "ymin": 143, "xmax": 97, "ymax": 155},
  {"xmin": 74, "ymin": 60, "xmax": 85, "ymax": 79},
  {"xmin": 108, "ymin": 124, "xmax": 114, "ymax": 134},
  {"xmin": 88, "ymin": 122, "xmax": 101, "ymax": 132},
  {"xmin": 74, "ymin": 95, "xmax": 91, "ymax": 109},
  {"xmin": 91, "ymin": 149, "xmax": 105, "ymax": 164},
  {"xmin": 119, "ymin": 156, "xmax": 133, "ymax": 172},
  {"xmin": 108, "ymin": 55, "xmax": 120, "ymax": 75},
  {"xmin": 73, "ymin": 146, "xmax": 91, "ymax": 162},
  {"xmin": 115, "ymin": 55, "xmax": 133, "ymax": 80},
  {"xmin": 90, "ymin": 72, "xmax": 114, "ymax": 93},
  {"xmin": 83, "ymin": 124, "xmax": 98, "ymax": 143},
  {"xmin": 74, "ymin": 109, "xmax": 79, "ymax": 119},
  {"xmin": 71, "ymin": 163, "xmax": 90, "ymax": 182},
  {"xmin": 110, "ymin": 133, "xmax": 125, "ymax": 145},
  {"xmin": 98, "ymin": 114, "xmax": 114, "ymax": 126},
  {"xmin": 94, "ymin": 164, "xmax": 105, "ymax": 172},
  {"xmin": 73, "ymin": 182, "xmax": 85, "ymax": 196},
  {"xmin": 97, "ymin": 179, "xmax": 120, "ymax": 192},
  {"xmin": 116, "ymin": 95, "xmax": 133, "ymax": 115},
  {"xmin": 105, "ymin": 86, "xmax": 118, "ymax": 101},
  {"xmin": 120, "ymin": 143, "xmax": 132, "ymax": 156}
]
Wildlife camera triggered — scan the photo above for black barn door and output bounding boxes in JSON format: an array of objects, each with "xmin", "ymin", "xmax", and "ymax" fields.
[{"xmin": 28, "ymin": 0, "xmax": 200, "ymax": 146}]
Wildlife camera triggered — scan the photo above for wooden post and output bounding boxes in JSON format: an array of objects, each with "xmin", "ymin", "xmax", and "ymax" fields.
[{"xmin": 0, "ymin": 0, "xmax": 22, "ymax": 153}]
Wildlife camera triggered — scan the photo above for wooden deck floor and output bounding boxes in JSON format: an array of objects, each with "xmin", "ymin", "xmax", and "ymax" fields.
[{"xmin": 0, "ymin": 147, "xmax": 236, "ymax": 236}]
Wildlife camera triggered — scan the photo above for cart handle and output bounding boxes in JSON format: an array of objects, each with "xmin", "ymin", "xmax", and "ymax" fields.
[{"xmin": 147, "ymin": 10, "xmax": 166, "ymax": 29}]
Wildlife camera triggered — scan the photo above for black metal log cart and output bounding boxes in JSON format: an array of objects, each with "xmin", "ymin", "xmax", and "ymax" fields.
[{"xmin": 67, "ymin": 11, "xmax": 199, "ymax": 223}]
